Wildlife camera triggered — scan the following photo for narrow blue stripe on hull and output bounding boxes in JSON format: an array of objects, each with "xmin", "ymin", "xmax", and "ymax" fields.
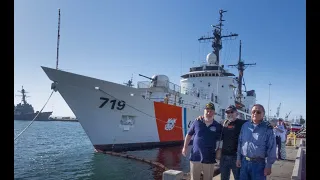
[{"xmin": 183, "ymin": 108, "xmax": 187, "ymax": 137}]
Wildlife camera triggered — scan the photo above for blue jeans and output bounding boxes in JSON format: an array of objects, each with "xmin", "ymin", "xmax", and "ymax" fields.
[
  {"xmin": 220, "ymin": 155, "xmax": 240, "ymax": 180},
  {"xmin": 240, "ymin": 157, "xmax": 266, "ymax": 180}
]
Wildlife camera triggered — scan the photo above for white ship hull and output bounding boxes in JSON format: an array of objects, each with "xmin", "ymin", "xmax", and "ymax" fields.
[{"xmin": 42, "ymin": 67, "xmax": 214, "ymax": 152}]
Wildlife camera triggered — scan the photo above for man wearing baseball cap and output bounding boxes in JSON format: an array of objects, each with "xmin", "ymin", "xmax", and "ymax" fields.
[
  {"xmin": 182, "ymin": 102, "xmax": 222, "ymax": 180},
  {"xmin": 219, "ymin": 105, "xmax": 247, "ymax": 180}
]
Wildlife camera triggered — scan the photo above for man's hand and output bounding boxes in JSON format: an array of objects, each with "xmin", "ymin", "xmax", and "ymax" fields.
[
  {"xmin": 236, "ymin": 160, "xmax": 241, "ymax": 168},
  {"xmin": 182, "ymin": 147, "xmax": 187, "ymax": 157},
  {"xmin": 264, "ymin": 168, "xmax": 272, "ymax": 176},
  {"xmin": 196, "ymin": 116, "xmax": 204, "ymax": 120},
  {"xmin": 274, "ymin": 126, "xmax": 284, "ymax": 133}
]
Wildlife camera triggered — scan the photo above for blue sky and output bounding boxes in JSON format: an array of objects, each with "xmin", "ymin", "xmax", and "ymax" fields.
[{"xmin": 14, "ymin": 0, "xmax": 306, "ymax": 120}]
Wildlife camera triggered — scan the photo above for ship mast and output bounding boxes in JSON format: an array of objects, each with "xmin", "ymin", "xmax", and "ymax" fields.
[
  {"xmin": 17, "ymin": 86, "xmax": 30, "ymax": 105},
  {"xmin": 228, "ymin": 40, "xmax": 256, "ymax": 103},
  {"xmin": 56, "ymin": 9, "xmax": 61, "ymax": 70},
  {"xmin": 198, "ymin": 10, "xmax": 238, "ymax": 65}
]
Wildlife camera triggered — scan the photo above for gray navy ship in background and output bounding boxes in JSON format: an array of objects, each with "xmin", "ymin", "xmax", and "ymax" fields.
[{"xmin": 14, "ymin": 86, "xmax": 53, "ymax": 121}]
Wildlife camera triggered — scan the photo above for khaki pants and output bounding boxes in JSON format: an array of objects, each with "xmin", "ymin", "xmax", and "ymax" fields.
[{"xmin": 190, "ymin": 161, "xmax": 216, "ymax": 180}]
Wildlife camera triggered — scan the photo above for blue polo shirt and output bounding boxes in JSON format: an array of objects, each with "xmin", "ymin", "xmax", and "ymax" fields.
[{"xmin": 187, "ymin": 119, "xmax": 222, "ymax": 164}]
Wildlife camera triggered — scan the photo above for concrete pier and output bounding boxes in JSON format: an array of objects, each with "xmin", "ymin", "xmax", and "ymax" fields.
[
  {"xmin": 291, "ymin": 139, "xmax": 306, "ymax": 180},
  {"xmin": 163, "ymin": 142, "xmax": 306, "ymax": 180}
]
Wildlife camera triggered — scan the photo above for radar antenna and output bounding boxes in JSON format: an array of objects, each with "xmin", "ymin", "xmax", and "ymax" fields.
[{"xmin": 198, "ymin": 9, "xmax": 238, "ymax": 65}]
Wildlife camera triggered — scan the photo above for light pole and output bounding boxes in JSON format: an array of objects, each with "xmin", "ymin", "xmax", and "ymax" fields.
[
  {"xmin": 268, "ymin": 82, "xmax": 272, "ymax": 121},
  {"xmin": 268, "ymin": 82, "xmax": 272, "ymax": 120}
]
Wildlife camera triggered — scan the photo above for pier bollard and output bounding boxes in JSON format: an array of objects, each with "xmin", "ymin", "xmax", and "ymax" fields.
[
  {"xmin": 286, "ymin": 132, "xmax": 296, "ymax": 146},
  {"xmin": 163, "ymin": 170, "xmax": 183, "ymax": 180}
]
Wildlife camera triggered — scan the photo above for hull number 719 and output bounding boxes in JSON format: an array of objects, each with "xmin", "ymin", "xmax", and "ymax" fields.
[{"xmin": 99, "ymin": 97, "xmax": 126, "ymax": 110}]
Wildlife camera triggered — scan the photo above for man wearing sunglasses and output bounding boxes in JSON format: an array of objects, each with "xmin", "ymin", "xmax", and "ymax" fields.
[
  {"xmin": 236, "ymin": 104, "xmax": 277, "ymax": 180},
  {"xmin": 219, "ymin": 105, "xmax": 247, "ymax": 180},
  {"xmin": 195, "ymin": 105, "xmax": 246, "ymax": 180}
]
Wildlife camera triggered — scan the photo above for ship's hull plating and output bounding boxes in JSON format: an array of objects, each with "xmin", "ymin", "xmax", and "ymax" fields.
[
  {"xmin": 14, "ymin": 111, "xmax": 52, "ymax": 121},
  {"xmin": 42, "ymin": 67, "xmax": 214, "ymax": 151}
]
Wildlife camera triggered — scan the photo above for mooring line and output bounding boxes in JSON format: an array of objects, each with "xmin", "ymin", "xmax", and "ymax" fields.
[
  {"xmin": 104, "ymin": 151, "xmax": 169, "ymax": 171},
  {"xmin": 14, "ymin": 90, "xmax": 54, "ymax": 141}
]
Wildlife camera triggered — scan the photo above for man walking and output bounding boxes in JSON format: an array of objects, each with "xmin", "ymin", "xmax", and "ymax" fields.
[
  {"xmin": 236, "ymin": 104, "xmax": 277, "ymax": 180},
  {"xmin": 182, "ymin": 102, "xmax": 222, "ymax": 180},
  {"xmin": 275, "ymin": 118, "xmax": 286, "ymax": 160},
  {"xmin": 219, "ymin": 105, "xmax": 247, "ymax": 180}
]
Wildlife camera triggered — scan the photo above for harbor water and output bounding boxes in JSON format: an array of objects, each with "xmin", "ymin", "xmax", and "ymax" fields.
[{"xmin": 14, "ymin": 120, "xmax": 190, "ymax": 180}]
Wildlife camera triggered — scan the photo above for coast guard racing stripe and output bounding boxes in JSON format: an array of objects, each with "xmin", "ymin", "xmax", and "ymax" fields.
[{"xmin": 154, "ymin": 102, "xmax": 183, "ymax": 142}]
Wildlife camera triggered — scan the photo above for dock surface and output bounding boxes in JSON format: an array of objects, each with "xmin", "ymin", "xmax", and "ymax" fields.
[
  {"xmin": 180, "ymin": 146, "xmax": 299, "ymax": 180},
  {"xmin": 267, "ymin": 146, "xmax": 298, "ymax": 180}
]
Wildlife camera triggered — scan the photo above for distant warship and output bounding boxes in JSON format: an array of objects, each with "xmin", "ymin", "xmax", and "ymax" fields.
[{"xmin": 14, "ymin": 86, "xmax": 52, "ymax": 121}]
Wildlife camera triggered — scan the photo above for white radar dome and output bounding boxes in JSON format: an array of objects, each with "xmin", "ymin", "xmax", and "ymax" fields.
[{"xmin": 206, "ymin": 52, "xmax": 217, "ymax": 65}]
